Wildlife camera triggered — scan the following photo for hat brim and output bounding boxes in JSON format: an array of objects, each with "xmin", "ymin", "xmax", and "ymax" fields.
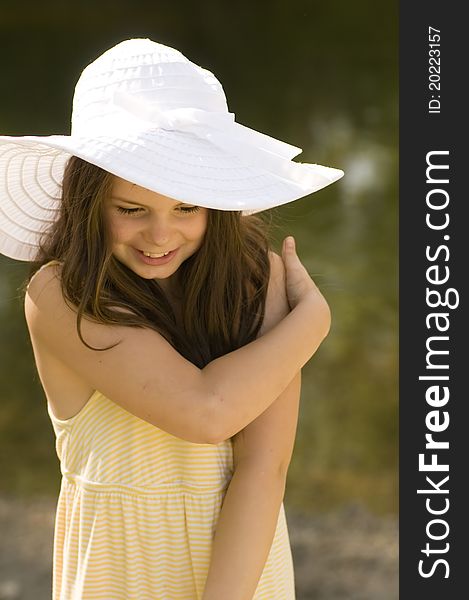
[{"xmin": 0, "ymin": 129, "xmax": 343, "ymax": 261}]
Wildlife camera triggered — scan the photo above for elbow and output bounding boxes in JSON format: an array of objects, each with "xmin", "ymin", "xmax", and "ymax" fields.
[
  {"xmin": 319, "ymin": 299, "xmax": 332, "ymax": 340},
  {"xmin": 204, "ymin": 392, "xmax": 245, "ymax": 445},
  {"xmin": 200, "ymin": 391, "xmax": 229, "ymax": 445},
  {"xmin": 205, "ymin": 432, "xmax": 225, "ymax": 446},
  {"xmin": 203, "ymin": 419, "xmax": 223, "ymax": 445}
]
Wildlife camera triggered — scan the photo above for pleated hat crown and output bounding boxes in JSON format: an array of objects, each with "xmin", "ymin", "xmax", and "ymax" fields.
[{"xmin": 71, "ymin": 39, "xmax": 229, "ymax": 136}]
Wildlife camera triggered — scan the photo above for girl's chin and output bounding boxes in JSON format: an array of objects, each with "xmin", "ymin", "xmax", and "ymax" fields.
[{"xmin": 134, "ymin": 263, "xmax": 177, "ymax": 278}]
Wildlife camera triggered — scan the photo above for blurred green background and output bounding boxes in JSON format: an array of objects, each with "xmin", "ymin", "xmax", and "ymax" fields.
[{"xmin": 0, "ymin": 0, "xmax": 397, "ymax": 515}]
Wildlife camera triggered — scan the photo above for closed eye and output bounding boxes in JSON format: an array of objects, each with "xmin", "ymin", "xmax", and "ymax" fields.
[
  {"xmin": 116, "ymin": 207, "xmax": 142, "ymax": 215},
  {"xmin": 177, "ymin": 206, "xmax": 200, "ymax": 213},
  {"xmin": 116, "ymin": 205, "xmax": 200, "ymax": 215}
]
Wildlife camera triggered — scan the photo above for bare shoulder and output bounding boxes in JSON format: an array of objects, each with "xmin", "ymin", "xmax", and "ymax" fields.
[
  {"xmin": 258, "ymin": 251, "xmax": 290, "ymax": 336},
  {"xmin": 24, "ymin": 261, "xmax": 215, "ymax": 443},
  {"xmin": 24, "ymin": 263, "xmax": 68, "ymax": 333},
  {"xmin": 25, "ymin": 262, "xmax": 62, "ymax": 303},
  {"xmin": 25, "ymin": 262, "xmax": 137, "ymax": 341},
  {"xmin": 24, "ymin": 264, "xmax": 96, "ymax": 419}
]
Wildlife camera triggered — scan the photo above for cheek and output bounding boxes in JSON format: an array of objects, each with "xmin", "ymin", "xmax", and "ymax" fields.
[{"xmin": 109, "ymin": 219, "xmax": 134, "ymax": 244}]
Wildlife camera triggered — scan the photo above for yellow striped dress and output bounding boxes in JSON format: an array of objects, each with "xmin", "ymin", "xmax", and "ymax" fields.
[{"xmin": 48, "ymin": 386, "xmax": 296, "ymax": 599}]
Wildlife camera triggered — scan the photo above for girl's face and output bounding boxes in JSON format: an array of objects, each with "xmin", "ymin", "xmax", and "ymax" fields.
[{"xmin": 105, "ymin": 176, "xmax": 208, "ymax": 287}]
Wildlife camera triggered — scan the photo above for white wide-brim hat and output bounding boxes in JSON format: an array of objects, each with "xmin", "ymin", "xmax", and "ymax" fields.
[{"xmin": 0, "ymin": 38, "xmax": 344, "ymax": 261}]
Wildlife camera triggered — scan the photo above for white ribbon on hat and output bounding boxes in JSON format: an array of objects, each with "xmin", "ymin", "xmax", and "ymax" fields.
[{"xmin": 108, "ymin": 90, "xmax": 324, "ymax": 190}]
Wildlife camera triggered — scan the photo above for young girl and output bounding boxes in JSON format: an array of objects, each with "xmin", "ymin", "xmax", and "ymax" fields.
[{"xmin": 0, "ymin": 39, "xmax": 343, "ymax": 599}]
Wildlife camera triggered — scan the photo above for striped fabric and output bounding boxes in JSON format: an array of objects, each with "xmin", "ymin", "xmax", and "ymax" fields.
[{"xmin": 48, "ymin": 386, "xmax": 296, "ymax": 599}]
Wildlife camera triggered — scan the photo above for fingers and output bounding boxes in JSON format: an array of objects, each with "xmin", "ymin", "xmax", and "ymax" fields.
[
  {"xmin": 284, "ymin": 236, "xmax": 295, "ymax": 252},
  {"xmin": 282, "ymin": 236, "xmax": 296, "ymax": 259},
  {"xmin": 283, "ymin": 235, "xmax": 295, "ymax": 252},
  {"xmin": 281, "ymin": 235, "xmax": 315, "ymax": 284},
  {"xmin": 282, "ymin": 237, "xmax": 303, "ymax": 270}
]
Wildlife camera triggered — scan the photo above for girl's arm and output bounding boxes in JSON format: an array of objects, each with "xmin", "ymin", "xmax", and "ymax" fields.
[
  {"xmin": 202, "ymin": 463, "xmax": 290, "ymax": 600},
  {"xmin": 202, "ymin": 252, "xmax": 302, "ymax": 599},
  {"xmin": 25, "ymin": 239, "xmax": 328, "ymax": 444},
  {"xmin": 202, "ymin": 379, "xmax": 300, "ymax": 600}
]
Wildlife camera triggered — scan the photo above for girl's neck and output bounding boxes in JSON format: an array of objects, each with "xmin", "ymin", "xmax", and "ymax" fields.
[
  {"xmin": 157, "ymin": 275, "xmax": 181, "ymax": 299},
  {"xmin": 157, "ymin": 277, "xmax": 183, "ymax": 325}
]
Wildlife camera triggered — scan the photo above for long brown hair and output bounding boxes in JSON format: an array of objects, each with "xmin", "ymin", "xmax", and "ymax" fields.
[{"xmin": 23, "ymin": 156, "xmax": 273, "ymax": 368}]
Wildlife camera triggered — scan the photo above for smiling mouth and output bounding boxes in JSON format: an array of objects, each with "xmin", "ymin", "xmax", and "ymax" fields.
[{"xmin": 140, "ymin": 250, "xmax": 172, "ymax": 258}]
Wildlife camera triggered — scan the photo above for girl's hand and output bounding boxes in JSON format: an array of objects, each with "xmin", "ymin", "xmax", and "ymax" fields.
[{"xmin": 281, "ymin": 236, "xmax": 329, "ymax": 319}]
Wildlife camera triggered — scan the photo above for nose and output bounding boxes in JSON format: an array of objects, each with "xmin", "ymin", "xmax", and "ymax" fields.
[{"xmin": 144, "ymin": 215, "xmax": 172, "ymax": 247}]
